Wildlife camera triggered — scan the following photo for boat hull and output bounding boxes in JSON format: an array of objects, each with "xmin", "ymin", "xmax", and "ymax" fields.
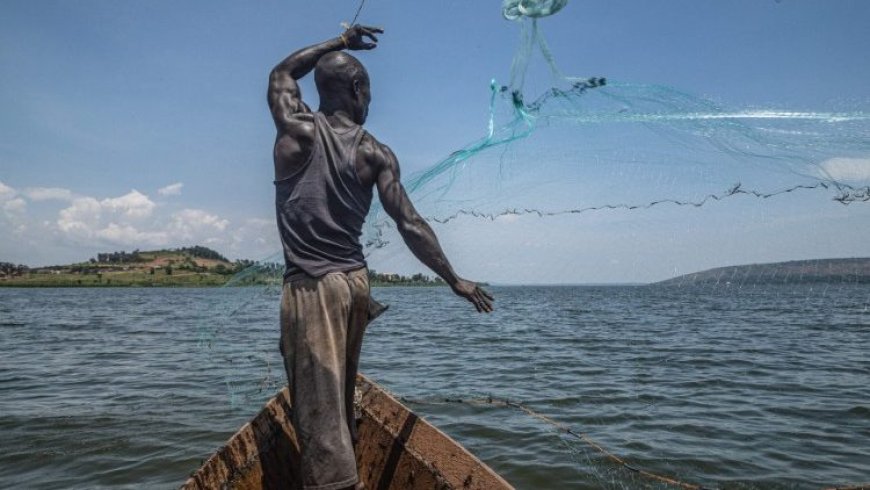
[{"xmin": 181, "ymin": 374, "xmax": 512, "ymax": 490}]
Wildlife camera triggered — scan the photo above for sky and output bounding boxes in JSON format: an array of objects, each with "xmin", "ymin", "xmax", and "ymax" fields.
[{"xmin": 1, "ymin": 0, "xmax": 869, "ymax": 283}]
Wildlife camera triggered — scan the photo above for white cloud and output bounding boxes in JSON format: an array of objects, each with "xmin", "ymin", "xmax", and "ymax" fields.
[
  {"xmin": 0, "ymin": 181, "xmax": 16, "ymax": 201},
  {"xmin": 54, "ymin": 190, "xmax": 229, "ymax": 248},
  {"xmin": 57, "ymin": 197, "xmax": 102, "ymax": 235},
  {"xmin": 169, "ymin": 208, "xmax": 230, "ymax": 239},
  {"xmin": 2, "ymin": 180, "xmax": 278, "ymax": 263},
  {"xmin": 3, "ymin": 198, "xmax": 27, "ymax": 215},
  {"xmin": 100, "ymin": 190, "xmax": 155, "ymax": 219},
  {"xmin": 24, "ymin": 187, "xmax": 75, "ymax": 201},
  {"xmin": 227, "ymin": 217, "xmax": 278, "ymax": 259},
  {"xmin": 94, "ymin": 223, "xmax": 168, "ymax": 246},
  {"xmin": 57, "ymin": 190, "xmax": 156, "ymax": 237},
  {"xmin": 819, "ymin": 157, "xmax": 870, "ymax": 182},
  {"xmin": 157, "ymin": 182, "xmax": 184, "ymax": 196}
]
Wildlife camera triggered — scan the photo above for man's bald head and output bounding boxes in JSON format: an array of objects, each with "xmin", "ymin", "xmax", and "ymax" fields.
[
  {"xmin": 314, "ymin": 52, "xmax": 370, "ymax": 113},
  {"xmin": 313, "ymin": 52, "xmax": 370, "ymax": 124}
]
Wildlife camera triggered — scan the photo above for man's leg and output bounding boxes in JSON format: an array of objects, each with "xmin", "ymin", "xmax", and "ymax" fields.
[
  {"xmin": 280, "ymin": 273, "xmax": 359, "ymax": 490},
  {"xmin": 342, "ymin": 268, "xmax": 371, "ymax": 445}
]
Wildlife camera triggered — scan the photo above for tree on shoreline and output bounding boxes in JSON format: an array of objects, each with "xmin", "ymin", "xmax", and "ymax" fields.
[
  {"xmin": 0, "ymin": 262, "xmax": 29, "ymax": 277},
  {"xmin": 367, "ymin": 269, "xmax": 445, "ymax": 285},
  {"xmin": 178, "ymin": 246, "xmax": 228, "ymax": 262}
]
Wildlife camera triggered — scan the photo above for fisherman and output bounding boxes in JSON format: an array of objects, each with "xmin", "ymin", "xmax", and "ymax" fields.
[{"xmin": 268, "ymin": 25, "xmax": 494, "ymax": 490}]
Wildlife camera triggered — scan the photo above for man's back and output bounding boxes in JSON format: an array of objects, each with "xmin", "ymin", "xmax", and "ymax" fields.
[
  {"xmin": 274, "ymin": 113, "xmax": 381, "ymax": 186},
  {"xmin": 274, "ymin": 112, "xmax": 373, "ymax": 279}
]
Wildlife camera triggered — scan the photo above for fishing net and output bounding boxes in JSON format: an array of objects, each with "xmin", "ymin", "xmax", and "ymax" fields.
[
  {"xmin": 199, "ymin": 2, "xmax": 870, "ymax": 487},
  {"xmin": 194, "ymin": 256, "xmax": 284, "ymax": 410},
  {"xmin": 363, "ymin": 3, "xmax": 869, "ymax": 264},
  {"xmin": 354, "ymin": 8, "xmax": 870, "ymax": 484}
]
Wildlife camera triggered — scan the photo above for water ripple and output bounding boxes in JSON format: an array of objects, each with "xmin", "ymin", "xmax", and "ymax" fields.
[{"xmin": 0, "ymin": 285, "xmax": 868, "ymax": 488}]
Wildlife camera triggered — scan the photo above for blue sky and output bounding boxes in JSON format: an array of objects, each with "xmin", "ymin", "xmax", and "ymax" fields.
[{"xmin": 1, "ymin": 0, "xmax": 869, "ymax": 282}]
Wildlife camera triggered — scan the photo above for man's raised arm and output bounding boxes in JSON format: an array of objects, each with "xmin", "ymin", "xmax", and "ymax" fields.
[
  {"xmin": 267, "ymin": 25, "xmax": 382, "ymax": 128},
  {"xmin": 375, "ymin": 144, "xmax": 494, "ymax": 313}
]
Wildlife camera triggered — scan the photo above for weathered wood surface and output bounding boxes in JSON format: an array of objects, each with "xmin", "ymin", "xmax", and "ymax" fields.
[{"xmin": 181, "ymin": 374, "xmax": 513, "ymax": 490}]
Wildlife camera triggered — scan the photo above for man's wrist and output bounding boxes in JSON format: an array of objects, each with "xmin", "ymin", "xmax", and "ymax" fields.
[{"xmin": 444, "ymin": 273, "xmax": 460, "ymax": 288}]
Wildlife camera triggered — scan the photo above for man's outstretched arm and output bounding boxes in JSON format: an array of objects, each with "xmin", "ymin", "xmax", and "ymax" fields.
[
  {"xmin": 267, "ymin": 25, "xmax": 382, "ymax": 128},
  {"xmin": 375, "ymin": 144, "xmax": 494, "ymax": 313}
]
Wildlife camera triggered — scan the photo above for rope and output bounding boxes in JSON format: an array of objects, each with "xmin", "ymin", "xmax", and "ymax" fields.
[
  {"xmin": 401, "ymin": 395, "xmax": 867, "ymax": 490},
  {"xmin": 350, "ymin": 0, "xmax": 366, "ymax": 26},
  {"xmin": 400, "ymin": 395, "xmax": 713, "ymax": 490},
  {"xmin": 507, "ymin": 401, "xmax": 710, "ymax": 490}
]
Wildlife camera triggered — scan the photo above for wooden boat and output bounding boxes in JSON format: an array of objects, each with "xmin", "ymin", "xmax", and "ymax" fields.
[{"xmin": 181, "ymin": 374, "xmax": 513, "ymax": 490}]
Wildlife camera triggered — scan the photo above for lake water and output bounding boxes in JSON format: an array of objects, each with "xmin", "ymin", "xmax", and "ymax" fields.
[{"xmin": 0, "ymin": 284, "xmax": 868, "ymax": 489}]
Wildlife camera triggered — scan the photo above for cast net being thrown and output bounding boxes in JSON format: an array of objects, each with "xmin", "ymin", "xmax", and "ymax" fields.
[{"xmin": 363, "ymin": 0, "xmax": 869, "ymax": 266}]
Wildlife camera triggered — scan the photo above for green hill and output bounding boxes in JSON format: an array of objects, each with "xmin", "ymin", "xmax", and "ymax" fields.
[
  {"xmin": 0, "ymin": 246, "xmax": 279, "ymax": 287},
  {"xmin": 655, "ymin": 257, "xmax": 870, "ymax": 286},
  {"xmin": 0, "ymin": 248, "xmax": 453, "ymax": 288}
]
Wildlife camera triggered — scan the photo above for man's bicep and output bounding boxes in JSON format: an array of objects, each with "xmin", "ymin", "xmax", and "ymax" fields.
[{"xmin": 268, "ymin": 71, "xmax": 309, "ymax": 127}]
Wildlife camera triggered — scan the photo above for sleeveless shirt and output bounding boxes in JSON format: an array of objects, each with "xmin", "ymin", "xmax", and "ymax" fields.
[{"xmin": 274, "ymin": 112, "xmax": 373, "ymax": 279}]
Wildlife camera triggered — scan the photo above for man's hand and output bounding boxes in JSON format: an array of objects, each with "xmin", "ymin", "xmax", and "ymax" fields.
[
  {"xmin": 374, "ymin": 142, "xmax": 491, "ymax": 312},
  {"xmin": 341, "ymin": 25, "xmax": 383, "ymax": 51},
  {"xmin": 451, "ymin": 279, "xmax": 494, "ymax": 313}
]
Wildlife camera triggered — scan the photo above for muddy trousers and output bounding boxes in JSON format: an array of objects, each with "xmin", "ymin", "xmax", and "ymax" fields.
[{"xmin": 280, "ymin": 268, "xmax": 370, "ymax": 490}]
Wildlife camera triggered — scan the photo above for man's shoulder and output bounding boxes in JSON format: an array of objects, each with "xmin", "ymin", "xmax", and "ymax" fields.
[
  {"xmin": 358, "ymin": 128, "xmax": 383, "ymax": 148},
  {"xmin": 358, "ymin": 131, "xmax": 395, "ymax": 166}
]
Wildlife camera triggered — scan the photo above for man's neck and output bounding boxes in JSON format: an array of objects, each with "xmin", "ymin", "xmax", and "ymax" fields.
[{"xmin": 321, "ymin": 109, "xmax": 358, "ymax": 129}]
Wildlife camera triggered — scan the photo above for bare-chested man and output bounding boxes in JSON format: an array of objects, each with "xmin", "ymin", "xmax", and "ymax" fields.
[{"xmin": 268, "ymin": 25, "xmax": 494, "ymax": 490}]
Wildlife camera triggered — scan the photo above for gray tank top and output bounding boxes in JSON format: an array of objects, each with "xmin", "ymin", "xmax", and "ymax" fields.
[{"xmin": 275, "ymin": 112, "xmax": 373, "ymax": 279}]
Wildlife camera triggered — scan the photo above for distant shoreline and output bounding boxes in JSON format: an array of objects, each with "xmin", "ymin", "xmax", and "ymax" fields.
[
  {"xmin": 0, "ymin": 246, "xmax": 455, "ymax": 288},
  {"xmin": 0, "ymin": 280, "xmax": 452, "ymax": 289},
  {"xmin": 0, "ymin": 282, "xmax": 451, "ymax": 288},
  {"xmin": 655, "ymin": 257, "xmax": 870, "ymax": 286},
  {"xmin": 4, "ymin": 249, "xmax": 867, "ymax": 288},
  {"xmin": 0, "ymin": 272, "xmax": 452, "ymax": 288}
]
